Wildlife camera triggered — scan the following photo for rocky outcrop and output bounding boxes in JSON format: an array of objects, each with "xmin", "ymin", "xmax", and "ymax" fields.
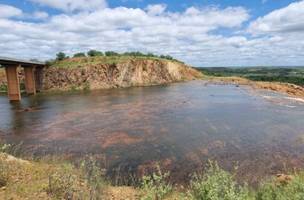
[{"xmin": 43, "ymin": 58, "xmax": 202, "ymax": 91}]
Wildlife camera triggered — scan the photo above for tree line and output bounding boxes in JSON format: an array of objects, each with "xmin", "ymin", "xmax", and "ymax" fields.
[{"xmin": 55, "ymin": 50, "xmax": 175, "ymax": 61}]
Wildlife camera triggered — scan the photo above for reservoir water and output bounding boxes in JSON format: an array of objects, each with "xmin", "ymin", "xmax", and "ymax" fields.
[{"xmin": 1, "ymin": 81, "xmax": 304, "ymax": 185}]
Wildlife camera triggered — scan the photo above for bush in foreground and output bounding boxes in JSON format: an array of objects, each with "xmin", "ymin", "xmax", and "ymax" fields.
[
  {"xmin": 141, "ymin": 165, "xmax": 172, "ymax": 200},
  {"xmin": 189, "ymin": 162, "xmax": 254, "ymax": 200}
]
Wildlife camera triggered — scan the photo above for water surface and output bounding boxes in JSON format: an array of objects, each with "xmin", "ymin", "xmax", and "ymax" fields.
[{"xmin": 1, "ymin": 81, "xmax": 304, "ymax": 185}]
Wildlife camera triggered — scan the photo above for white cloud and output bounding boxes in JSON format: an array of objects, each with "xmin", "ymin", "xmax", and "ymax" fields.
[
  {"xmin": 0, "ymin": 1, "xmax": 304, "ymax": 66},
  {"xmin": 248, "ymin": 0, "xmax": 304, "ymax": 34},
  {"xmin": 146, "ymin": 4, "xmax": 167, "ymax": 16},
  {"xmin": 0, "ymin": 4, "xmax": 22, "ymax": 18},
  {"xmin": 29, "ymin": 0, "xmax": 108, "ymax": 12},
  {"xmin": 32, "ymin": 11, "xmax": 49, "ymax": 19}
]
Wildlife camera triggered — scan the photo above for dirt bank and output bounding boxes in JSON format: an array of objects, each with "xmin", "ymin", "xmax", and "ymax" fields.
[
  {"xmin": 0, "ymin": 57, "xmax": 201, "ymax": 92},
  {"xmin": 43, "ymin": 57, "xmax": 202, "ymax": 91},
  {"xmin": 204, "ymin": 76, "xmax": 304, "ymax": 98}
]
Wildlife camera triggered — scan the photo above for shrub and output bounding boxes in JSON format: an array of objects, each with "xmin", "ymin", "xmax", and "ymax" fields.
[
  {"xmin": 0, "ymin": 161, "xmax": 9, "ymax": 188},
  {"xmin": 0, "ymin": 84, "xmax": 7, "ymax": 92},
  {"xmin": 189, "ymin": 161, "xmax": 253, "ymax": 200},
  {"xmin": 0, "ymin": 142, "xmax": 24, "ymax": 157},
  {"xmin": 46, "ymin": 171, "xmax": 76, "ymax": 199},
  {"xmin": 56, "ymin": 52, "xmax": 67, "ymax": 61},
  {"xmin": 105, "ymin": 51, "xmax": 120, "ymax": 56},
  {"xmin": 45, "ymin": 59, "xmax": 55, "ymax": 66},
  {"xmin": 160, "ymin": 55, "xmax": 173, "ymax": 60},
  {"xmin": 256, "ymin": 173, "xmax": 304, "ymax": 200},
  {"xmin": 141, "ymin": 165, "xmax": 172, "ymax": 200},
  {"xmin": 73, "ymin": 52, "xmax": 86, "ymax": 58},
  {"xmin": 87, "ymin": 50, "xmax": 103, "ymax": 57},
  {"xmin": 80, "ymin": 156, "xmax": 106, "ymax": 200}
]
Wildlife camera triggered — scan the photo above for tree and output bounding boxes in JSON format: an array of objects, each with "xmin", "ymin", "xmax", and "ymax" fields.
[
  {"xmin": 87, "ymin": 50, "xmax": 103, "ymax": 57},
  {"xmin": 105, "ymin": 51, "xmax": 119, "ymax": 56},
  {"xmin": 73, "ymin": 52, "xmax": 86, "ymax": 58},
  {"xmin": 160, "ymin": 55, "xmax": 173, "ymax": 60},
  {"xmin": 56, "ymin": 52, "xmax": 67, "ymax": 61}
]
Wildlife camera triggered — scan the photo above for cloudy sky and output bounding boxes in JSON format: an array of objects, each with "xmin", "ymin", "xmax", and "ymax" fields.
[{"xmin": 0, "ymin": 0, "xmax": 303, "ymax": 67}]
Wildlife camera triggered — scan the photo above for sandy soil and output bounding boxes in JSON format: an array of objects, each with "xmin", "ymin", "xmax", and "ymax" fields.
[{"xmin": 203, "ymin": 76, "xmax": 304, "ymax": 99}]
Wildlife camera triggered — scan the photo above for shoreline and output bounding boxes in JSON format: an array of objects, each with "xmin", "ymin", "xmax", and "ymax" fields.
[{"xmin": 202, "ymin": 76, "xmax": 304, "ymax": 99}]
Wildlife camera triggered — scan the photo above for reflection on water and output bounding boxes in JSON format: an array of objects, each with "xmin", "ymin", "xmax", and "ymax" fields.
[{"xmin": 1, "ymin": 81, "xmax": 304, "ymax": 185}]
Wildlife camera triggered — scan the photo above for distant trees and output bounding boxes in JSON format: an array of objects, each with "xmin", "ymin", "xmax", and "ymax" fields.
[
  {"xmin": 160, "ymin": 55, "xmax": 173, "ymax": 60},
  {"xmin": 56, "ymin": 52, "xmax": 67, "ymax": 61},
  {"xmin": 73, "ymin": 52, "xmax": 86, "ymax": 58},
  {"xmin": 105, "ymin": 51, "xmax": 119, "ymax": 56},
  {"xmin": 87, "ymin": 50, "xmax": 103, "ymax": 57},
  {"xmin": 54, "ymin": 50, "xmax": 178, "ymax": 62}
]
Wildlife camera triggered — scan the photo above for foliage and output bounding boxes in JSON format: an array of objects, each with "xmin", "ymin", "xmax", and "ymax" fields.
[
  {"xmin": 189, "ymin": 161, "xmax": 254, "ymax": 200},
  {"xmin": 46, "ymin": 170, "xmax": 77, "ymax": 199},
  {"xmin": 0, "ymin": 84, "xmax": 7, "ymax": 92},
  {"xmin": 56, "ymin": 52, "xmax": 67, "ymax": 61},
  {"xmin": 160, "ymin": 55, "xmax": 174, "ymax": 60},
  {"xmin": 45, "ymin": 59, "xmax": 56, "ymax": 66},
  {"xmin": 256, "ymin": 173, "xmax": 304, "ymax": 200},
  {"xmin": 0, "ymin": 142, "xmax": 24, "ymax": 157},
  {"xmin": 105, "ymin": 51, "xmax": 120, "ymax": 56},
  {"xmin": 0, "ymin": 160, "xmax": 9, "ymax": 188},
  {"xmin": 80, "ymin": 156, "xmax": 106, "ymax": 200},
  {"xmin": 198, "ymin": 67, "xmax": 304, "ymax": 86},
  {"xmin": 141, "ymin": 165, "xmax": 172, "ymax": 200},
  {"xmin": 88, "ymin": 50, "xmax": 104, "ymax": 57},
  {"xmin": 73, "ymin": 52, "xmax": 86, "ymax": 58}
]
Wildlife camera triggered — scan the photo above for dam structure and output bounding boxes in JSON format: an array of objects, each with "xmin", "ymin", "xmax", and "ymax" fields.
[{"xmin": 0, "ymin": 57, "xmax": 45, "ymax": 101}]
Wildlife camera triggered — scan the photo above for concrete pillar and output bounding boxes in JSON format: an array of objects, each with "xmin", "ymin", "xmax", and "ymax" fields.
[
  {"xmin": 24, "ymin": 66, "xmax": 36, "ymax": 95},
  {"xmin": 5, "ymin": 65, "xmax": 21, "ymax": 101},
  {"xmin": 34, "ymin": 67, "xmax": 44, "ymax": 92}
]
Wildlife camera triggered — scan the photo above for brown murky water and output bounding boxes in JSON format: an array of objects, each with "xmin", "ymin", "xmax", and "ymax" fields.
[{"xmin": 1, "ymin": 81, "xmax": 304, "ymax": 185}]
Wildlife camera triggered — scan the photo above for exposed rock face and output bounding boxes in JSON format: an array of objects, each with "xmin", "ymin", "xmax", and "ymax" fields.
[{"xmin": 43, "ymin": 59, "xmax": 201, "ymax": 91}]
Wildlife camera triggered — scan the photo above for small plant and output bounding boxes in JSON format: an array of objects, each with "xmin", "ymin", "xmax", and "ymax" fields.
[
  {"xmin": 256, "ymin": 173, "xmax": 304, "ymax": 200},
  {"xmin": 0, "ymin": 84, "xmax": 7, "ymax": 92},
  {"xmin": 189, "ymin": 161, "xmax": 253, "ymax": 200},
  {"xmin": 141, "ymin": 165, "xmax": 172, "ymax": 200},
  {"xmin": 80, "ymin": 156, "xmax": 106, "ymax": 200},
  {"xmin": 46, "ymin": 171, "xmax": 76, "ymax": 199},
  {"xmin": 0, "ymin": 142, "xmax": 24, "ymax": 157},
  {"xmin": 83, "ymin": 82, "xmax": 90, "ymax": 91},
  {"xmin": 0, "ymin": 161, "xmax": 9, "ymax": 188}
]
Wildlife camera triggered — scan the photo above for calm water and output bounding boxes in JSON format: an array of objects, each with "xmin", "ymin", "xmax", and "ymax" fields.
[{"xmin": 1, "ymin": 81, "xmax": 304, "ymax": 185}]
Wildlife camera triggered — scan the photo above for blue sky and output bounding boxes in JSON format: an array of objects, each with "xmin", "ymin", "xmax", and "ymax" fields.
[{"xmin": 0, "ymin": 0, "xmax": 303, "ymax": 67}]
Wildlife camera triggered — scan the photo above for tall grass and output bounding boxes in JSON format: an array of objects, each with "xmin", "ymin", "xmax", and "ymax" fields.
[{"xmin": 140, "ymin": 165, "xmax": 172, "ymax": 200}]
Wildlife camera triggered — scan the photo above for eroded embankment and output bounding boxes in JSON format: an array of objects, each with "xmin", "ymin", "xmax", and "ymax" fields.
[
  {"xmin": 43, "ymin": 57, "xmax": 202, "ymax": 91},
  {"xmin": 204, "ymin": 76, "xmax": 304, "ymax": 99},
  {"xmin": 0, "ymin": 57, "xmax": 202, "ymax": 92}
]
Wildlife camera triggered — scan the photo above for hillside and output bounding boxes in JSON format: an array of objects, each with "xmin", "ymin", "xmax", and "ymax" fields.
[
  {"xmin": 43, "ymin": 56, "xmax": 201, "ymax": 91},
  {"xmin": 0, "ymin": 56, "xmax": 201, "ymax": 92}
]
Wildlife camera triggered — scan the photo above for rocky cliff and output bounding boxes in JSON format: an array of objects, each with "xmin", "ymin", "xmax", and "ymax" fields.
[{"xmin": 43, "ymin": 57, "xmax": 202, "ymax": 91}]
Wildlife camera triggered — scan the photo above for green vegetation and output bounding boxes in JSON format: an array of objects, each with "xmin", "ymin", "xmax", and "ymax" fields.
[
  {"xmin": 0, "ymin": 84, "xmax": 7, "ymax": 92},
  {"xmin": 88, "ymin": 50, "xmax": 104, "ymax": 57},
  {"xmin": 56, "ymin": 52, "xmax": 68, "ymax": 61},
  {"xmin": 1, "ymin": 142, "xmax": 304, "ymax": 199},
  {"xmin": 189, "ymin": 162, "xmax": 253, "ymax": 200},
  {"xmin": 46, "ymin": 50, "xmax": 181, "ymax": 68},
  {"xmin": 199, "ymin": 67, "xmax": 304, "ymax": 86},
  {"xmin": 141, "ymin": 165, "xmax": 172, "ymax": 200},
  {"xmin": 73, "ymin": 52, "xmax": 86, "ymax": 58}
]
